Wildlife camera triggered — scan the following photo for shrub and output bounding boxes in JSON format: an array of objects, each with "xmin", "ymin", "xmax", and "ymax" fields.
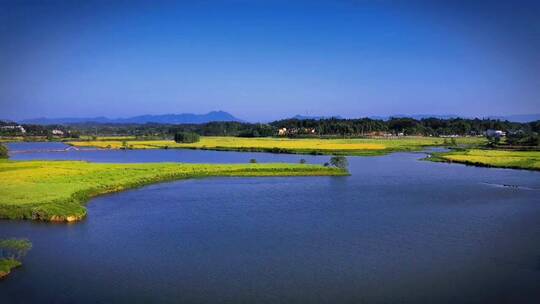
[
  {"xmin": 0, "ymin": 238, "xmax": 32, "ymax": 260},
  {"xmin": 329, "ymin": 156, "xmax": 349, "ymax": 170},
  {"xmin": 174, "ymin": 132, "xmax": 200, "ymax": 143},
  {"xmin": 0, "ymin": 144, "xmax": 8, "ymax": 159},
  {"xmin": 506, "ymin": 132, "xmax": 539, "ymax": 146}
]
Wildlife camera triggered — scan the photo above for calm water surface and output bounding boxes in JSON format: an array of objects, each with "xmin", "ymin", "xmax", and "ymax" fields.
[{"xmin": 1, "ymin": 143, "xmax": 540, "ymax": 303}]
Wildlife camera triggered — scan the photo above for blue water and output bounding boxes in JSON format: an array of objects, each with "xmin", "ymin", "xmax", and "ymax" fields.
[{"xmin": 1, "ymin": 143, "xmax": 540, "ymax": 303}]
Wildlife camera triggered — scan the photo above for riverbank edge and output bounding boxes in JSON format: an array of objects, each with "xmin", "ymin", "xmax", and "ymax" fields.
[
  {"xmin": 425, "ymin": 151, "xmax": 540, "ymax": 172},
  {"xmin": 0, "ymin": 259, "xmax": 21, "ymax": 280},
  {"xmin": 66, "ymin": 141, "xmax": 456, "ymax": 156},
  {"xmin": 0, "ymin": 162, "xmax": 349, "ymax": 223}
]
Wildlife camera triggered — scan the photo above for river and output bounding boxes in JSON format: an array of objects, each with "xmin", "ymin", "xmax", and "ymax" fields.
[{"xmin": 1, "ymin": 143, "xmax": 539, "ymax": 303}]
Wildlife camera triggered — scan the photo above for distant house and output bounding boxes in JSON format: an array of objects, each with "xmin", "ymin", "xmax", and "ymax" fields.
[
  {"xmin": 485, "ymin": 129, "xmax": 505, "ymax": 138},
  {"xmin": 278, "ymin": 127, "xmax": 316, "ymax": 136},
  {"xmin": 0, "ymin": 125, "xmax": 26, "ymax": 133},
  {"xmin": 52, "ymin": 129, "xmax": 64, "ymax": 136}
]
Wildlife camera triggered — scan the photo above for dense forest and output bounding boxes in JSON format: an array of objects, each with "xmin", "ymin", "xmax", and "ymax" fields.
[{"xmin": 1, "ymin": 117, "xmax": 539, "ymax": 142}]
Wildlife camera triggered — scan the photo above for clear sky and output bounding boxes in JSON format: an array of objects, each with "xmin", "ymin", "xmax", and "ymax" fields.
[{"xmin": 1, "ymin": 0, "xmax": 539, "ymax": 121}]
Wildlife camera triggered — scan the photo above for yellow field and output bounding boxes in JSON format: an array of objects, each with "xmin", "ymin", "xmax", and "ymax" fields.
[
  {"xmin": 0, "ymin": 136, "xmax": 25, "ymax": 142},
  {"xmin": 78, "ymin": 136, "xmax": 137, "ymax": 141},
  {"xmin": 69, "ymin": 136, "xmax": 486, "ymax": 155},
  {"xmin": 433, "ymin": 149, "xmax": 540, "ymax": 170}
]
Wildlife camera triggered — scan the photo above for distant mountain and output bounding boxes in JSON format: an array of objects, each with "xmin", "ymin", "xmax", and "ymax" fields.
[
  {"xmin": 289, "ymin": 114, "xmax": 460, "ymax": 121},
  {"xmin": 17, "ymin": 111, "xmax": 540, "ymax": 125},
  {"xmin": 368, "ymin": 114, "xmax": 540, "ymax": 123},
  {"xmin": 487, "ymin": 114, "xmax": 540, "ymax": 123},
  {"xmin": 390, "ymin": 114, "xmax": 461, "ymax": 120},
  {"xmin": 291, "ymin": 114, "xmax": 343, "ymax": 120},
  {"xmin": 20, "ymin": 116, "xmax": 111, "ymax": 125},
  {"xmin": 20, "ymin": 111, "xmax": 243, "ymax": 125}
]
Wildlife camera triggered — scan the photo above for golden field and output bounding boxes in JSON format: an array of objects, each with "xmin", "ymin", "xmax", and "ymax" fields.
[
  {"xmin": 69, "ymin": 136, "xmax": 486, "ymax": 155},
  {"xmin": 431, "ymin": 149, "xmax": 540, "ymax": 170}
]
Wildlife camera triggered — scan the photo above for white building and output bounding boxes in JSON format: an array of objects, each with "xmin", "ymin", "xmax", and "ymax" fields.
[
  {"xmin": 485, "ymin": 129, "xmax": 505, "ymax": 138},
  {"xmin": 0, "ymin": 125, "xmax": 26, "ymax": 133}
]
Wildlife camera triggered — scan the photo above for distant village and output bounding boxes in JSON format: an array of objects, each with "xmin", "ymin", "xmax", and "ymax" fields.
[{"xmin": 276, "ymin": 126, "xmax": 507, "ymax": 138}]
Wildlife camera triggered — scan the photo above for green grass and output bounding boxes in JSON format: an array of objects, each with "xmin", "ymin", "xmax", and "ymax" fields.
[
  {"xmin": 429, "ymin": 149, "xmax": 540, "ymax": 171},
  {"xmin": 69, "ymin": 136, "xmax": 486, "ymax": 156},
  {"xmin": 0, "ymin": 259, "xmax": 21, "ymax": 279},
  {"xmin": 0, "ymin": 160, "xmax": 347, "ymax": 222}
]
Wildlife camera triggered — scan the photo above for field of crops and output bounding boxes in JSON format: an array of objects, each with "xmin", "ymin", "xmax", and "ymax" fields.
[
  {"xmin": 431, "ymin": 149, "xmax": 540, "ymax": 170},
  {"xmin": 69, "ymin": 136, "xmax": 486, "ymax": 155},
  {"xmin": 0, "ymin": 137, "xmax": 25, "ymax": 143},
  {"xmin": 0, "ymin": 160, "xmax": 346, "ymax": 222},
  {"xmin": 78, "ymin": 135, "xmax": 137, "ymax": 141}
]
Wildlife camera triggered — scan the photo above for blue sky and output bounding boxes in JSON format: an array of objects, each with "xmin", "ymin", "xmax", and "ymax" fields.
[{"xmin": 1, "ymin": 0, "xmax": 539, "ymax": 121}]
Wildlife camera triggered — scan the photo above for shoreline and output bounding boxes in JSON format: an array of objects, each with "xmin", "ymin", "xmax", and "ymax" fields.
[
  {"xmin": 427, "ymin": 150, "xmax": 540, "ymax": 172},
  {"xmin": 0, "ymin": 259, "xmax": 21, "ymax": 280}
]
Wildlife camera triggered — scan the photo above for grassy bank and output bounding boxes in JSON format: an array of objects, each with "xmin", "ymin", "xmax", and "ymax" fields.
[
  {"xmin": 0, "ymin": 160, "xmax": 347, "ymax": 222},
  {"xmin": 429, "ymin": 149, "xmax": 540, "ymax": 171},
  {"xmin": 0, "ymin": 238, "xmax": 32, "ymax": 280},
  {"xmin": 0, "ymin": 259, "xmax": 21, "ymax": 279},
  {"xmin": 69, "ymin": 136, "xmax": 486, "ymax": 156}
]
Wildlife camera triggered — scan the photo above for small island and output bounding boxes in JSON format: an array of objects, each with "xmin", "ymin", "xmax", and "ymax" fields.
[
  {"xmin": 0, "ymin": 239, "xmax": 32, "ymax": 280},
  {"xmin": 429, "ymin": 149, "xmax": 540, "ymax": 171}
]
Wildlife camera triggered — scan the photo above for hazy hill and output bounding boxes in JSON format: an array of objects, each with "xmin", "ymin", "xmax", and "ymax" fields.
[{"xmin": 20, "ymin": 111, "xmax": 243, "ymax": 125}]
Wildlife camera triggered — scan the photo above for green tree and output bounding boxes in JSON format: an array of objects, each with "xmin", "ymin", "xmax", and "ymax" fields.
[
  {"xmin": 174, "ymin": 132, "xmax": 200, "ymax": 143},
  {"xmin": 0, "ymin": 239, "xmax": 32, "ymax": 260},
  {"xmin": 0, "ymin": 143, "xmax": 8, "ymax": 159},
  {"xmin": 330, "ymin": 156, "xmax": 349, "ymax": 170}
]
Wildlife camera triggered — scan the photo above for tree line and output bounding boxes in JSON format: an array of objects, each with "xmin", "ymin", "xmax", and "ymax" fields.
[
  {"xmin": 270, "ymin": 117, "xmax": 540, "ymax": 137},
  {"xmin": 2, "ymin": 117, "xmax": 539, "ymax": 142}
]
